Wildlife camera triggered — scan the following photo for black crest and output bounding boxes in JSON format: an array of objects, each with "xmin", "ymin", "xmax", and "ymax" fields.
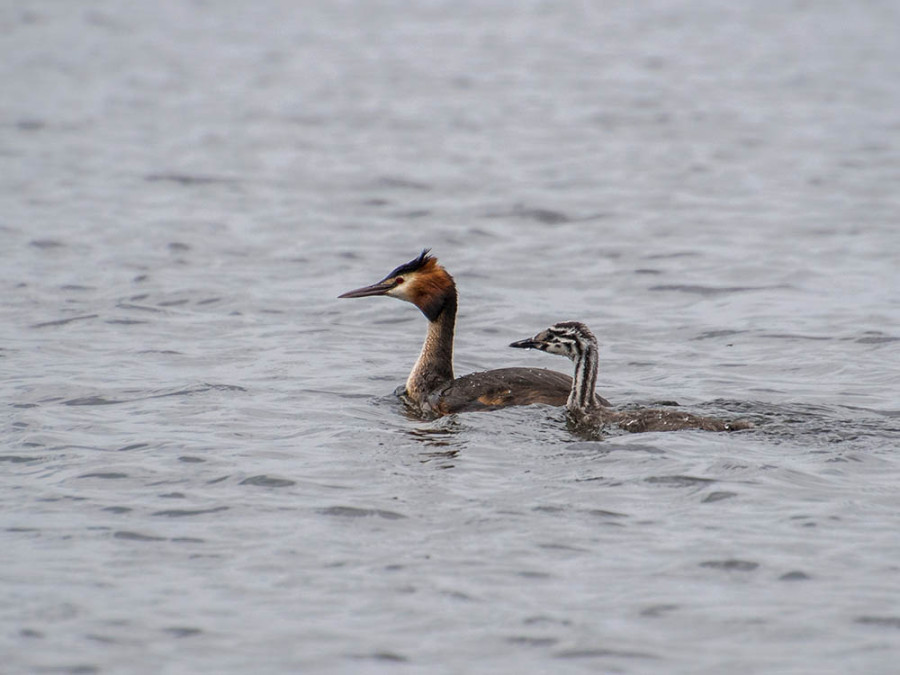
[{"xmin": 386, "ymin": 249, "xmax": 433, "ymax": 279}]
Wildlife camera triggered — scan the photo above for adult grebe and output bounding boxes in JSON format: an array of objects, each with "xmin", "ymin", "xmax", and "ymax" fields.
[
  {"xmin": 338, "ymin": 250, "xmax": 611, "ymax": 417},
  {"xmin": 510, "ymin": 321, "xmax": 751, "ymax": 433}
]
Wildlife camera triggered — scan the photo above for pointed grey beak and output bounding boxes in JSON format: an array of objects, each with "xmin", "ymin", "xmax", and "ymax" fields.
[
  {"xmin": 338, "ymin": 279, "xmax": 396, "ymax": 299},
  {"xmin": 509, "ymin": 337, "xmax": 540, "ymax": 349}
]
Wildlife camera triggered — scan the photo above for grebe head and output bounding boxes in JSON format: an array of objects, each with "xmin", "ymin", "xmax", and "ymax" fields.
[
  {"xmin": 338, "ymin": 249, "xmax": 456, "ymax": 321},
  {"xmin": 509, "ymin": 321, "xmax": 597, "ymax": 361}
]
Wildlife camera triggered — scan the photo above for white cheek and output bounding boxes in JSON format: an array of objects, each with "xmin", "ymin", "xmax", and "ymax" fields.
[{"xmin": 386, "ymin": 285, "xmax": 411, "ymax": 301}]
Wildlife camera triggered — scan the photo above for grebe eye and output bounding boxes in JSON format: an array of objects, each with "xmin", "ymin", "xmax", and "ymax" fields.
[{"xmin": 394, "ymin": 277, "xmax": 404, "ymax": 285}]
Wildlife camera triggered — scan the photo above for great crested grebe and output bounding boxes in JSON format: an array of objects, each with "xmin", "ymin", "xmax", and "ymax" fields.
[
  {"xmin": 338, "ymin": 250, "xmax": 611, "ymax": 417},
  {"xmin": 510, "ymin": 321, "xmax": 752, "ymax": 433}
]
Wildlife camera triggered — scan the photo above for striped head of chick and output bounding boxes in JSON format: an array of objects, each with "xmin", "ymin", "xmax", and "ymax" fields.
[{"xmin": 509, "ymin": 321, "xmax": 597, "ymax": 361}]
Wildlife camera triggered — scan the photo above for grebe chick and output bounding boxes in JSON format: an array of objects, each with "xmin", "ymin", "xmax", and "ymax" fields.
[
  {"xmin": 510, "ymin": 321, "xmax": 751, "ymax": 433},
  {"xmin": 338, "ymin": 250, "xmax": 611, "ymax": 417}
]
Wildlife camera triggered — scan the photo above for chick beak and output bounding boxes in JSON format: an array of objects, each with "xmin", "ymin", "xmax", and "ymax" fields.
[{"xmin": 509, "ymin": 337, "xmax": 540, "ymax": 349}]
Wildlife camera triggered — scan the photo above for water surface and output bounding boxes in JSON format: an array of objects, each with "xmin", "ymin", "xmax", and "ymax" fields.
[{"xmin": 2, "ymin": 1, "xmax": 900, "ymax": 673}]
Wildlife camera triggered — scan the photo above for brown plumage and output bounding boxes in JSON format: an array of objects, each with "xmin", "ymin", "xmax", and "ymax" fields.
[
  {"xmin": 339, "ymin": 251, "xmax": 611, "ymax": 417},
  {"xmin": 432, "ymin": 367, "xmax": 576, "ymax": 415}
]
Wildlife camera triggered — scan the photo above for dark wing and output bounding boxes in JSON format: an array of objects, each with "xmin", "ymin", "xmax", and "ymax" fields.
[{"xmin": 435, "ymin": 367, "xmax": 611, "ymax": 414}]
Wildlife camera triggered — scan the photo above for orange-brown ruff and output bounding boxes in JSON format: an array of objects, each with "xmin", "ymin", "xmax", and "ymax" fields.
[
  {"xmin": 511, "ymin": 322, "xmax": 752, "ymax": 434},
  {"xmin": 339, "ymin": 251, "xmax": 611, "ymax": 417}
]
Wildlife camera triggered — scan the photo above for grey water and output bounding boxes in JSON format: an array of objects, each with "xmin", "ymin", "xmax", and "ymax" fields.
[{"xmin": 2, "ymin": 1, "xmax": 900, "ymax": 673}]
